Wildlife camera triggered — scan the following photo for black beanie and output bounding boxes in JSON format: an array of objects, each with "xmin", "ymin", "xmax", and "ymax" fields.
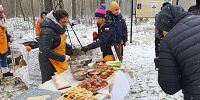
[{"xmin": 155, "ymin": 5, "xmax": 190, "ymax": 32}]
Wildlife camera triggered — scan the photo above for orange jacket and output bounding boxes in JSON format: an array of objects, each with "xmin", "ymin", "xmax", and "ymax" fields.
[
  {"xmin": 0, "ymin": 26, "xmax": 8, "ymax": 55},
  {"xmin": 36, "ymin": 17, "xmax": 43, "ymax": 36}
]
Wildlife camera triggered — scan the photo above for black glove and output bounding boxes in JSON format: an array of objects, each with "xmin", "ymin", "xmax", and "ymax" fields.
[{"xmin": 81, "ymin": 46, "xmax": 89, "ymax": 52}]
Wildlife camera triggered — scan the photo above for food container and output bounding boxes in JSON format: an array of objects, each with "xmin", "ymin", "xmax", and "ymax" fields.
[
  {"xmin": 79, "ymin": 58, "xmax": 92, "ymax": 66},
  {"xmin": 70, "ymin": 64, "xmax": 84, "ymax": 74},
  {"xmin": 72, "ymin": 70, "xmax": 87, "ymax": 81}
]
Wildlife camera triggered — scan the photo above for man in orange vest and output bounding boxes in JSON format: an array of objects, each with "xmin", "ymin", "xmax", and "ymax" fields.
[
  {"xmin": 35, "ymin": 12, "xmax": 47, "ymax": 37},
  {"xmin": 39, "ymin": 10, "xmax": 69, "ymax": 83},
  {"xmin": 0, "ymin": 5, "xmax": 13, "ymax": 78}
]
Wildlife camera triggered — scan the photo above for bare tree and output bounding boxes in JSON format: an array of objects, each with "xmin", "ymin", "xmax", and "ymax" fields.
[
  {"xmin": 72, "ymin": 0, "xmax": 76, "ymax": 20},
  {"xmin": 18, "ymin": 0, "xmax": 26, "ymax": 20},
  {"xmin": 40, "ymin": 0, "xmax": 45, "ymax": 12},
  {"xmin": 31, "ymin": 0, "xmax": 35, "ymax": 27},
  {"xmin": 44, "ymin": 0, "xmax": 53, "ymax": 13}
]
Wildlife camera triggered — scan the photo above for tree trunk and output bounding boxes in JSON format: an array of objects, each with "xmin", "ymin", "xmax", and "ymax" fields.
[
  {"xmin": 18, "ymin": 0, "xmax": 26, "ymax": 20},
  {"xmin": 40, "ymin": 0, "xmax": 45, "ymax": 12},
  {"xmin": 44, "ymin": 0, "xmax": 53, "ymax": 13},
  {"xmin": 31, "ymin": 0, "xmax": 35, "ymax": 27},
  {"xmin": 72, "ymin": 0, "xmax": 76, "ymax": 20},
  {"xmin": 80, "ymin": 0, "xmax": 83, "ymax": 18}
]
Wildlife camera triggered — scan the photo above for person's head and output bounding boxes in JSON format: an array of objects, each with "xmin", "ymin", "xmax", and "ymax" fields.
[
  {"xmin": 155, "ymin": 5, "xmax": 187, "ymax": 34},
  {"xmin": 110, "ymin": 1, "xmax": 120, "ymax": 16},
  {"xmin": 41, "ymin": 12, "xmax": 47, "ymax": 18},
  {"xmin": 161, "ymin": 2, "xmax": 171, "ymax": 10},
  {"xmin": 95, "ymin": 7, "xmax": 106, "ymax": 27},
  {"xmin": 53, "ymin": 10, "xmax": 69, "ymax": 27},
  {"xmin": 0, "ymin": 5, "xmax": 4, "ymax": 18}
]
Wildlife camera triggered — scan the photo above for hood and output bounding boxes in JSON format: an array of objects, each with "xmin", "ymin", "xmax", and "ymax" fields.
[
  {"xmin": 41, "ymin": 11, "xmax": 66, "ymax": 34},
  {"xmin": 155, "ymin": 5, "xmax": 191, "ymax": 32}
]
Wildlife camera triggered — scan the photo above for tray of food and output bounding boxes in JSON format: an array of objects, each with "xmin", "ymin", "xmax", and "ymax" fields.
[
  {"xmin": 79, "ymin": 75, "xmax": 109, "ymax": 94},
  {"xmin": 62, "ymin": 87, "xmax": 96, "ymax": 100},
  {"xmin": 87, "ymin": 63, "xmax": 115, "ymax": 79}
]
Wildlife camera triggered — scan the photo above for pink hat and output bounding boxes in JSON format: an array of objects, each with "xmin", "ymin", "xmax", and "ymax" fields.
[{"xmin": 95, "ymin": 6, "xmax": 106, "ymax": 18}]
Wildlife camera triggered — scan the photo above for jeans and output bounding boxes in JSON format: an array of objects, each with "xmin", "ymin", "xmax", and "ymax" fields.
[{"xmin": 0, "ymin": 56, "xmax": 8, "ymax": 67}]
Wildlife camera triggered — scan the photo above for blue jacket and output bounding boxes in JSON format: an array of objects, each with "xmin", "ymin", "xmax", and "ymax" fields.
[
  {"xmin": 106, "ymin": 11, "xmax": 128, "ymax": 44},
  {"xmin": 87, "ymin": 24, "xmax": 115, "ymax": 56}
]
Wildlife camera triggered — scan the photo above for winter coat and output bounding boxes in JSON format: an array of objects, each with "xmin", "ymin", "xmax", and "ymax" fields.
[
  {"xmin": 106, "ymin": 11, "xmax": 128, "ymax": 44},
  {"xmin": 39, "ymin": 11, "xmax": 66, "ymax": 83},
  {"xmin": 157, "ymin": 15, "xmax": 200, "ymax": 99},
  {"xmin": 87, "ymin": 24, "xmax": 116, "ymax": 57},
  {"xmin": 36, "ymin": 17, "xmax": 43, "ymax": 36}
]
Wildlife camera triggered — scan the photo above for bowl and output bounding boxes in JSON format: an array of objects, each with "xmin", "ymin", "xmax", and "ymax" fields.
[
  {"xmin": 70, "ymin": 64, "xmax": 84, "ymax": 74},
  {"xmin": 72, "ymin": 70, "xmax": 87, "ymax": 81},
  {"xmin": 79, "ymin": 59, "xmax": 92, "ymax": 66}
]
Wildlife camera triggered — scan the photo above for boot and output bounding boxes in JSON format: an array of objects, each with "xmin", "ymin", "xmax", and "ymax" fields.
[{"xmin": 1, "ymin": 67, "xmax": 13, "ymax": 77}]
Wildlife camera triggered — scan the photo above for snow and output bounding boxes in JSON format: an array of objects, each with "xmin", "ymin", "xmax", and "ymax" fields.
[{"xmin": 2, "ymin": 18, "xmax": 184, "ymax": 100}]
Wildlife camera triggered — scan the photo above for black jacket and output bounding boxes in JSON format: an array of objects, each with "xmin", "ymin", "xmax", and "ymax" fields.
[
  {"xmin": 157, "ymin": 15, "xmax": 200, "ymax": 99},
  {"xmin": 39, "ymin": 17, "xmax": 66, "ymax": 62},
  {"xmin": 39, "ymin": 12, "xmax": 66, "ymax": 83},
  {"xmin": 106, "ymin": 11, "xmax": 128, "ymax": 44},
  {"xmin": 87, "ymin": 24, "xmax": 115, "ymax": 57}
]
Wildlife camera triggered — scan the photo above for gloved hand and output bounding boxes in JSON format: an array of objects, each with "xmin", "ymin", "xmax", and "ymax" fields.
[
  {"xmin": 81, "ymin": 46, "xmax": 89, "ymax": 52},
  {"xmin": 65, "ymin": 55, "xmax": 71, "ymax": 61},
  {"xmin": 92, "ymin": 31, "xmax": 98, "ymax": 40}
]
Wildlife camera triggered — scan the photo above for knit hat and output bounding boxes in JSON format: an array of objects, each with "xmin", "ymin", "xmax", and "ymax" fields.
[
  {"xmin": 155, "ymin": 5, "xmax": 191, "ymax": 32},
  {"xmin": 95, "ymin": 6, "xmax": 106, "ymax": 18},
  {"xmin": 110, "ymin": 1, "xmax": 120, "ymax": 11}
]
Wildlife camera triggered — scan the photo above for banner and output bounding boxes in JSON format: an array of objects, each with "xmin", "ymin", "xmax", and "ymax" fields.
[{"xmin": 136, "ymin": 0, "xmax": 172, "ymax": 18}]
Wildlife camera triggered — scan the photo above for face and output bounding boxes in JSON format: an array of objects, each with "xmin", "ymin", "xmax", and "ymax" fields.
[
  {"xmin": 41, "ymin": 14, "xmax": 46, "ymax": 19},
  {"xmin": 58, "ymin": 17, "xmax": 68, "ymax": 27},
  {"xmin": 163, "ymin": 31, "xmax": 168, "ymax": 37},
  {"xmin": 111, "ymin": 9, "xmax": 120, "ymax": 16},
  {"xmin": 95, "ymin": 17, "xmax": 104, "ymax": 27},
  {"xmin": 0, "ymin": 10, "xmax": 4, "ymax": 18}
]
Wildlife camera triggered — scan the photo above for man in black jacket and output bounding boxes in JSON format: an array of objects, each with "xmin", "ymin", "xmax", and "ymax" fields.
[
  {"xmin": 155, "ymin": 5, "xmax": 200, "ymax": 99},
  {"xmin": 39, "ymin": 10, "xmax": 69, "ymax": 83}
]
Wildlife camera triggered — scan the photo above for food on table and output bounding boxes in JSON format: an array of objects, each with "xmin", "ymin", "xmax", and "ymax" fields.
[
  {"xmin": 72, "ymin": 70, "xmax": 87, "ymax": 81},
  {"xmin": 88, "ymin": 63, "xmax": 115, "ymax": 79},
  {"xmin": 79, "ymin": 75, "xmax": 108, "ymax": 93},
  {"xmin": 63, "ymin": 87, "xmax": 96, "ymax": 100},
  {"xmin": 26, "ymin": 95, "xmax": 50, "ymax": 100},
  {"xmin": 106, "ymin": 61, "xmax": 121, "ymax": 70},
  {"xmin": 52, "ymin": 74, "xmax": 71, "ymax": 90}
]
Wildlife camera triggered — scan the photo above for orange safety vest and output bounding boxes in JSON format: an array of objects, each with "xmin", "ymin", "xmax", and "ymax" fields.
[
  {"xmin": 49, "ymin": 33, "xmax": 68, "ymax": 74},
  {"xmin": 35, "ymin": 17, "xmax": 42, "ymax": 36},
  {"xmin": 0, "ymin": 27, "xmax": 7, "ymax": 54}
]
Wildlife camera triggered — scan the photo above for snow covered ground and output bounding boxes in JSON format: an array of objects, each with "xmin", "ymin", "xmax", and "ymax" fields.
[{"xmin": 1, "ymin": 18, "xmax": 184, "ymax": 100}]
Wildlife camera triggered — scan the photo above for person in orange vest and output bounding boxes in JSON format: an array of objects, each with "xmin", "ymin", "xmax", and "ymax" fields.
[
  {"xmin": 0, "ymin": 5, "xmax": 13, "ymax": 77},
  {"xmin": 35, "ymin": 12, "xmax": 47, "ymax": 37},
  {"xmin": 39, "ymin": 10, "xmax": 69, "ymax": 83}
]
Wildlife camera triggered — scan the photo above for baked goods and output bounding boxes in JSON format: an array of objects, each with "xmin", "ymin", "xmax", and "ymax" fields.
[
  {"xmin": 63, "ymin": 87, "xmax": 96, "ymax": 100},
  {"xmin": 79, "ymin": 75, "xmax": 108, "ymax": 94},
  {"xmin": 88, "ymin": 63, "xmax": 115, "ymax": 79}
]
